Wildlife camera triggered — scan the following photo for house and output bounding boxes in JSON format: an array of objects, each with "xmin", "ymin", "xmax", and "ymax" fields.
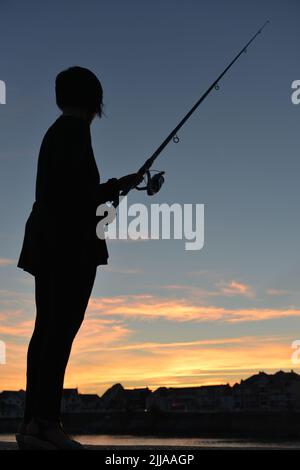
[
  {"xmin": 61, "ymin": 388, "xmax": 82, "ymax": 413},
  {"xmin": 101, "ymin": 383, "xmax": 151, "ymax": 411},
  {"xmin": 196, "ymin": 384, "xmax": 232, "ymax": 411},
  {"xmin": 146, "ymin": 384, "xmax": 232, "ymax": 412},
  {"xmin": 0, "ymin": 390, "xmax": 25, "ymax": 417},
  {"xmin": 79, "ymin": 393, "xmax": 104, "ymax": 412},
  {"xmin": 146, "ymin": 386, "xmax": 199, "ymax": 412},
  {"xmin": 124, "ymin": 387, "xmax": 152, "ymax": 411},
  {"xmin": 101, "ymin": 383, "xmax": 126, "ymax": 410},
  {"xmin": 233, "ymin": 370, "xmax": 300, "ymax": 411},
  {"xmin": 1, "ymin": 370, "xmax": 299, "ymax": 417}
]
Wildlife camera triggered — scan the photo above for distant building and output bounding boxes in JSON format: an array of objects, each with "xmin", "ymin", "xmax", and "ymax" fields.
[
  {"xmin": 101, "ymin": 383, "xmax": 151, "ymax": 411},
  {"xmin": 1, "ymin": 371, "xmax": 300, "ymax": 417},
  {"xmin": 146, "ymin": 384, "xmax": 232, "ymax": 412},
  {"xmin": 233, "ymin": 370, "xmax": 300, "ymax": 411},
  {"xmin": 196, "ymin": 384, "xmax": 233, "ymax": 411},
  {"xmin": 79, "ymin": 393, "xmax": 104, "ymax": 412},
  {"xmin": 0, "ymin": 388, "xmax": 104, "ymax": 417},
  {"xmin": 0, "ymin": 390, "xmax": 25, "ymax": 417},
  {"xmin": 146, "ymin": 371, "xmax": 300, "ymax": 412},
  {"xmin": 61, "ymin": 388, "xmax": 82, "ymax": 413}
]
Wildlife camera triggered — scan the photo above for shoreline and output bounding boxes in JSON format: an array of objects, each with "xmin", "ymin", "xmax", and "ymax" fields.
[
  {"xmin": 2, "ymin": 410, "xmax": 300, "ymax": 439},
  {"xmin": 1, "ymin": 441, "xmax": 300, "ymax": 451}
]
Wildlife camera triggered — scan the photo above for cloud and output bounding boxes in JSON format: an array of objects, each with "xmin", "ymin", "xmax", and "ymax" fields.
[
  {"xmin": 158, "ymin": 280, "xmax": 255, "ymax": 300},
  {"xmin": 0, "ymin": 258, "xmax": 15, "ymax": 267},
  {"xmin": 0, "ymin": 314, "xmax": 134, "ymax": 392},
  {"xmin": 1, "ymin": 289, "xmax": 299, "ymax": 394},
  {"xmin": 88, "ymin": 294, "xmax": 300, "ymax": 323},
  {"xmin": 69, "ymin": 317, "xmax": 134, "ymax": 355},
  {"xmin": 0, "ymin": 294, "xmax": 297, "ymax": 394},
  {"xmin": 266, "ymin": 288, "xmax": 291, "ymax": 296},
  {"xmin": 217, "ymin": 280, "xmax": 255, "ymax": 298},
  {"xmin": 106, "ymin": 266, "xmax": 143, "ymax": 275},
  {"xmin": 64, "ymin": 334, "xmax": 295, "ymax": 394},
  {"xmin": 0, "ymin": 318, "xmax": 33, "ymax": 338}
]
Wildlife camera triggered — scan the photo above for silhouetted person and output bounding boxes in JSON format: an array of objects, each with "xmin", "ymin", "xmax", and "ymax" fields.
[{"xmin": 16, "ymin": 66, "xmax": 142, "ymax": 450}]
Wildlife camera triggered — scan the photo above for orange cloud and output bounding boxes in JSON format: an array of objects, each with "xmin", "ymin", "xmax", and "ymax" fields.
[
  {"xmin": 158, "ymin": 280, "xmax": 255, "ymax": 299},
  {"xmin": 64, "ymin": 334, "xmax": 297, "ymax": 394},
  {"xmin": 0, "ymin": 314, "xmax": 134, "ymax": 391},
  {"xmin": 0, "ymin": 258, "xmax": 14, "ymax": 267},
  {"xmin": 88, "ymin": 295, "xmax": 300, "ymax": 323},
  {"xmin": 266, "ymin": 288, "xmax": 291, "ymax": 296},
  {"xmin": 217, "ymin": 280, "xmax": 255, "ymax": 298},
  {"xmin": 0, "ymin": 320, "xmax": 33, "ymax": 337},
  {"xmin": 1, "ymin": 289, "xmax": 300, "ymax": 394},
  {"xmin": 0, "ymin": 303, "xmax": 298, "ymax": 394}
]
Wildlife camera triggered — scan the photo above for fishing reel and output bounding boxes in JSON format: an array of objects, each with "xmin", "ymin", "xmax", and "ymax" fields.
[{"xmin": 135, "ymin": 170, "xmax": 165, "ymax": 196}]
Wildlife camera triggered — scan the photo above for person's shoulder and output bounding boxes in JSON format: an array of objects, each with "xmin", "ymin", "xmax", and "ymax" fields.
[
  {"xmin": 48, "ymin": 115, "xmax": 89, "ymax": 133},
  {"xmin": 42, "ymin": 116, "xmax": 90, "ymax": 145}
]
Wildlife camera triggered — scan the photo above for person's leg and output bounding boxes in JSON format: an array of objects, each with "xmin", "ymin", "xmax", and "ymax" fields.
[
  {"xmin": 34, "ymin": 264, "xmax": 97, "ymax": 422},
  {"xmin": 24, "ymin": 264, "xmax": 96, "ymax": 424},
  {"xmin": 23, "ymin": 273, "xmax": 52, "ymax": 425}
]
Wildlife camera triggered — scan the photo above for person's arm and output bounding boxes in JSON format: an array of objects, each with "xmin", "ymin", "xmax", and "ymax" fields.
[
  {"xmin": 63, "ymin": 122, "xmax": 120, "ymax": 206},
  {"xmin": 95, "ymin": 173, "xmax": 144, "ymax": 205},
  {"xmin": 50, "ymin": 121, "xmax": 143, "ymax": 210},
  {"xmin": 96, "ymin": 178, "xmax": 120, "ymax": 205}
]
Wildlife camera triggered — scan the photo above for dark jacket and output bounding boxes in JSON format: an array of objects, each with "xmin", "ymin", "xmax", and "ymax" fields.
[{"xmin": 17, "ymin": 115, "xmax": 119, "ymax": 276}]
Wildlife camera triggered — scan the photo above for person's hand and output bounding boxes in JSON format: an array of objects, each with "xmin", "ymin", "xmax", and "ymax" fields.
[{"xmin": 118, "ymin": 172, "xmax": 144, "ymax": 191}]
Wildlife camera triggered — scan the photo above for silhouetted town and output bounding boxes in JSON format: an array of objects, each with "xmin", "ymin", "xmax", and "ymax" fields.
[{"xmin": 1, "ymin": 370, "xmax": 300, "ymax": 418}]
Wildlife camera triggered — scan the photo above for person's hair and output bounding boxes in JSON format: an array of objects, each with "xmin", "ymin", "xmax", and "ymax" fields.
[{"xmin": 55, "ymin": 66, "xmax": 103, "ymax": 118}]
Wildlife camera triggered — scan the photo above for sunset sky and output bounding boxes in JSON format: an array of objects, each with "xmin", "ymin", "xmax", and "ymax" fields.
[{"xmin": 0, "ymin": 0, "xmax": 300, "ymax": 395}]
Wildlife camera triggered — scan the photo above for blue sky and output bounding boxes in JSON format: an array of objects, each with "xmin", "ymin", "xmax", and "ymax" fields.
[{"xmin": 0, "ymin": 0, "xmax": 300, "ymax": 393}]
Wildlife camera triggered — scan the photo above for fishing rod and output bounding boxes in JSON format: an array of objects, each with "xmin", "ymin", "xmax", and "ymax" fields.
[{"xmin": 112, "ymin": 20, "xmax": 270, "ymax": 208}]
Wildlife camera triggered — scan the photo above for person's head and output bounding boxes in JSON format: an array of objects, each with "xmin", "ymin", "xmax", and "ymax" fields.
[{"xmin": 55, "ymin": 66, "xmax": 103, "ymax": 123}]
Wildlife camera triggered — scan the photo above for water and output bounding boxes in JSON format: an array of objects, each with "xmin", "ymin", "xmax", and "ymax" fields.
[{"xmin": 2, "ymin": 434, "xmax": 300, "ymax": 448}]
